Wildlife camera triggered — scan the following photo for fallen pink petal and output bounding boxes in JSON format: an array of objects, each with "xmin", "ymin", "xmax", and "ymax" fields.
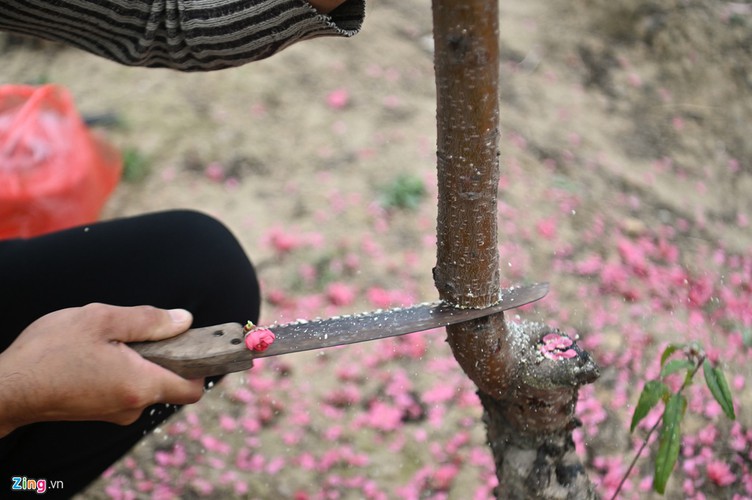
[
  {"xmin": 326, "ymin": 88, "xmax": 350, "ymax": 109},
  {"xmin": 706, "ymin": 460, "xmax": 736, "ymax": 487}
]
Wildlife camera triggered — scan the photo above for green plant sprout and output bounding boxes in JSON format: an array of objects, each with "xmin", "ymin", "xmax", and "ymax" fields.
[
  {"xmin": 611, "ymin": 342, "xmax": 736, "ymax": 499},
  {"xmin": 122, "ymin": 147, "xmax": 151, "ymax": 182},
  {"xmin": 379, "ymin": 174, "xmax": 426, "ymax": 211}
]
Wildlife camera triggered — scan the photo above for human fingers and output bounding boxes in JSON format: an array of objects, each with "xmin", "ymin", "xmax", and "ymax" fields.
[
  {"xmin": 92, "ymin": 344, "xmax": 205, "ymax": 415},
  {"xmin": 79, "ymin": 303, "xmax": 193, "ymax": 343},
  {"xmin": 116, "ymin": 359, "xmax": 205, "ymax": 413},
  {"xmin": 147, "ymin": 368, "xmax": 205, "ymax": 406},
  {"xmin": 77, "ymin": 304, "xmax": 203, "ymax": 404},
  {"xmin": 103, "ymin": 371, "xmax": 200, "ymax": 425},
  {"xmin": 162, "ymin": 377, "xmax": 205, "ymax": 405}
]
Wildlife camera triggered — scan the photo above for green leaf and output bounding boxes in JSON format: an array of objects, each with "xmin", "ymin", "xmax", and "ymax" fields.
[
  {"xmin": 660, "ymin": 359, "xmax": 694, "ymax": 379},
  {"xmin": 742, "ymin": 327, "xmax": 752, "ymax": 348},
  {"xmin": 379, "ymin": 174, "xmax": 426, "ymax": 211},
  {"xmin": 122, "ymin": 148, "xmax": 151, "ymax": 182},
  {"xmin": 660, "ymin": 343, "xmax": 685, "ymax": 367},
  {"xmin": 653, "ymin": 393, "xmax": 686, "ymax": 494},
  {"xmin": 703, "ymin": 359, "xmax": 736, "ymax": 420},
  {"xmin": 630, "ymin": 380, "xmax": 669, "ymax": 433}
]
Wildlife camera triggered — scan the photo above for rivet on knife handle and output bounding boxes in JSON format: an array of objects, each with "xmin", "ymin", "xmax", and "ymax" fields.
[{"xmin": 130, "ymin": 283, "xmax": 549, "ymax": 379}]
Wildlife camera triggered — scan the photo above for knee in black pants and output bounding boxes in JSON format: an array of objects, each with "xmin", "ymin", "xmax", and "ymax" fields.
[{"xmin": 0, "ymin": 209, "xmax": 262, "ymax": 495}]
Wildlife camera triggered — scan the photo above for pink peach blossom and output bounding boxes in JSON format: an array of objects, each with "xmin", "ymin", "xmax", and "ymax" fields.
[{"xmin": 245, "ymin": 327, "xmax": 276, "ymax": 352}]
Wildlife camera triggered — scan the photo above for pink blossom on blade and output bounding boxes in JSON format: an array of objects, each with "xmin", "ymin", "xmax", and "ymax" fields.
[{"xmin": 245, "ymin": 327, "xmax": 276, "ymax": 352}]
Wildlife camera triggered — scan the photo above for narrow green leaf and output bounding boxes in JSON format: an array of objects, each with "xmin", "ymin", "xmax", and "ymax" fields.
[
  {"xmin": 660, "ymin": 359, "xmax": 694, "ymax": 379},
  {"xmin": 703, "ymin": 359, "xmax": 736, "ymax": 420},
  {"xmin": 741, "ymin": 327, "xmax": 752, "ymax": 348},
  {"xmin": 630, "ymin": 380, "xmax": 669, "ymax": 433},
  {"xmin": 653, "ymin": 393, "xmax": 686, "ymax": 494},
  {"xmin": 660, "ymin": 343, "xmax": 685, "ymax": 367}
]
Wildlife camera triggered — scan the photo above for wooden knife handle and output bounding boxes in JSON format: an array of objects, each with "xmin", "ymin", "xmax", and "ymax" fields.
[{"xmin": 129, "ymin": 322, "xmax": 252, "ymax": 379}]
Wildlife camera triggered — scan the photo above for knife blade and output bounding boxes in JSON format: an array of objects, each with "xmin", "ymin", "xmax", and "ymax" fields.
[{"xmin": 130, "ymin": 282, "xmax": 548, "ymax": 378}]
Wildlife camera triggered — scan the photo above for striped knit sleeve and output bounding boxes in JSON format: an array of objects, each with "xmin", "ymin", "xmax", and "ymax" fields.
[{"xmin": 0, "ymin": 0, "xmax": 365, "ymax": 71}]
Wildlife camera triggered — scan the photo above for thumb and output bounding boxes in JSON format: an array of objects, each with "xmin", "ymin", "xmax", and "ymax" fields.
[{"xmin": 99, "ymin": 305, "xmax": 193, "ymax": 343}]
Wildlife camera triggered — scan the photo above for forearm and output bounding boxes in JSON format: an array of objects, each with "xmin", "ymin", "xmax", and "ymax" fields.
[
  {"xmin": 0, "ymin": 0, "xmax": 364, "ymax": 71},
  {"xmin": 0, "ymin": 354, "xmax": 26, "ymax": 438}
]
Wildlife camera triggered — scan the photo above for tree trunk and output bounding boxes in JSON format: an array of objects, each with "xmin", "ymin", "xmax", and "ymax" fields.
[{"xmin": 431, "ymin": 1, "xmax": 601, "ymax": 498}]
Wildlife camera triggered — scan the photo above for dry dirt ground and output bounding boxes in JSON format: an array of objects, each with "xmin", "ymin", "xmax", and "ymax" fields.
[{"xmin": 2, "ymin": 0, "xmax": 751, "ymax": 498}]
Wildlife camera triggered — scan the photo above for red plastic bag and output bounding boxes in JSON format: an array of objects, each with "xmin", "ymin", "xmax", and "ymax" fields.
[{"xmin": 0, "ymin": 84, "xmax": 122, "ymax": 239}]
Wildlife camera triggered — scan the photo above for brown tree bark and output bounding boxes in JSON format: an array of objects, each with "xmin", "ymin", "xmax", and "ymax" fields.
[{"xmin": 431, "ymin": 1, "xmax": 601, "ymax": 498}]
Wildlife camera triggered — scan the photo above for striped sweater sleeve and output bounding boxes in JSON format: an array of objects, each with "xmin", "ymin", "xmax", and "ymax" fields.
[{"xmin": 0, "ymin": 0, "xmax": 365, "ymax": 71}]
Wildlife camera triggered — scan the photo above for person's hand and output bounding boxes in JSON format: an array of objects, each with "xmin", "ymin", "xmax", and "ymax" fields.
[{"xmin": 0, "ymin": 304, "xmax": 205, "ymax": 437}]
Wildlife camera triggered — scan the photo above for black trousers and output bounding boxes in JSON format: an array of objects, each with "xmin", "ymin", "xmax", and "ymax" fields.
[{"xmin": 0, "ymin": 210, "xmax": 261, "ymax": 496}]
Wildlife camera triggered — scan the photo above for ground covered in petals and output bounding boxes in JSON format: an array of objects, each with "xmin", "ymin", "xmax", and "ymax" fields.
[{"xmin": 3, "ymin": 0, "xmax": 751, "ymax": 498}]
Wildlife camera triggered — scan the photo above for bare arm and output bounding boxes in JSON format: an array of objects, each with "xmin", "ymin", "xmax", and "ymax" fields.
[{"xmin": 0, "ymin": 304, "xmax": 204, "ymax": 438}]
